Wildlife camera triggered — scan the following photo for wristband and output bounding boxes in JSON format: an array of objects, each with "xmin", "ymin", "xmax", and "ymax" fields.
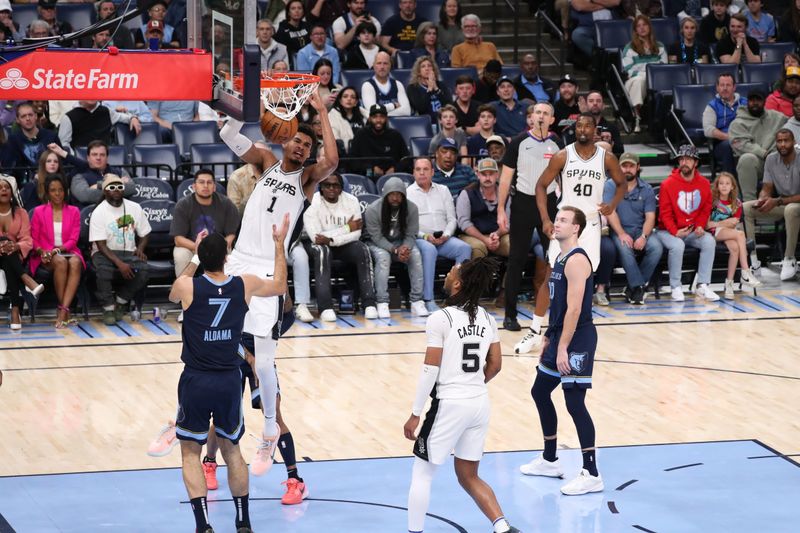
[
  {"xmin": 412, "ymin": 364, "xmax": 439, "ymax": 416},
  {"xmin": 190, "ymin": 254, "xmax": 200, "ymax": 266}
]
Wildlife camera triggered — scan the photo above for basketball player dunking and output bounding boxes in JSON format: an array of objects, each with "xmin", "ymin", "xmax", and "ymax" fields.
[
  {"xmin": 169, "ymin": 217, "xmax": 289, "ymax": 533},
  {"xmin": 219, "ymin": 90, "xmax": 339, "ymax": 475},
  {"xmin": 403, "ymin": 259, "xmax": 521, "ymax": 533},
  {"xmin": 513, "ymin": 113, "xmax": 625, "ymax": 354},
  {"xmin": 519, "ymin": 206, "xmax": 604, "ymax": 495}
]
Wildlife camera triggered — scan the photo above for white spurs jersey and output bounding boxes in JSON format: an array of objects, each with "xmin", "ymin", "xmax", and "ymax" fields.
[
  {"xmin": 426, "ymin": 306, "xmax": 500, "ymax": 400},
  {"xmin": 235, "ymin": 160, "xmax": 306, "ymax": 260},
  {"xmin": 559, "ymin": 143, "xmax": 607, "ymax": 219}
]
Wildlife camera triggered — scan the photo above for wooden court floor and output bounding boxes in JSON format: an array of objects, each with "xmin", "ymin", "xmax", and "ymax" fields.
[{"xmin": 1, "ymin": 290, "xmax": 799, "ymax": 478}]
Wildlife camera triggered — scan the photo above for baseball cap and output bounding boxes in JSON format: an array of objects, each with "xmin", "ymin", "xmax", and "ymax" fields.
[
  {"xmin": 787, "ymin": 67, "xmax": 800, "ymax": 79},
  {"xmin": 369, "ymin": 103, "xmax": 388, "ymax": 116},
  {"xmin": 484, "ymin": 59, "xmax": 502, "ymax": 75},
  {"xmin": 495, "ymin": 75, "xmax": 514, "ymax": 89},
  {"xmin": 102, "ymin": 173, "xmax": 124, "ymax": 189},
  {"xmin": 147, "ymin": 19, "xmax": 164, "ymax": 33},
  {"xmin": 0, "ymin": 0, "xmax": 12, "ymax": 13},
  {"xmin": 38, "ymin": 0, "xmax": 57, "ymax": 8},
  {"xmin": 673, "ymin": 144, "xmax": 699, "ymax": 161},
  {"xmin": 619, "ymin": 152, "xmax": 639, "ymax": 165},
  {"xmin": 747, "ymin": 89, "xmax": 766, "ymax": 100},
  {"xmin": 486, "ymin": 134, "xmax": 505, "ymax": 147},
  {"xmin": 438, "ymin": 137, "xmax": 458, "ymax": 151},
  {"xmin": 477, "ymin": 158, "xmax": 499, "ymax": 173},
  {"xmin": 559, "ymin": 74, "xmax": 578, "ymax": 87}
]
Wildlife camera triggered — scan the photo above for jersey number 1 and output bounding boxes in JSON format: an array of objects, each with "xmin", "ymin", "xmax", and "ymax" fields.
[
  {"xmin": 462, "ymin": 343, "xmax": 480, "ymax": 373},
  {"xmin": 266, "ymin": 196, "xmax": 277, "ymax": 213}
]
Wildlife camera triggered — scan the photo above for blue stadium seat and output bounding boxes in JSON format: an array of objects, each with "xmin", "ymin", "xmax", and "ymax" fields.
[
  {"xmin": 672, "ymin": 84, "xmax": 717, "ymax": 144},
  {"xmin": 357, "ymin": 193, "xmax": 380, "ymax": 214},
  {"xmin": 388, "ymin": 116, "xmax": 434, "ymax": 141},
  {"xmin": 116, "ymin": 122, "xmax": 161, "ymax": 148},
  {"xmin": 241, "ymin": 121, "xmax": 266, "ymax": 142},
  {"xmin": 75, "ymin": 145, "xmax": 129, "ymax": 167},
  {"xmin": 650, "ymin": 18, "xmax": 678, "ymax": 50},
  {"xmin": 500, "ymin": 65, "xmax": 521, "ymax": 81},
  {"xmin": 176, "ymin": 178, "xmax": 228, "ymax": 199},
  {"xmin": 393, "ymin": 68, "xmax": 412, "ymax": 88},
  {"xmin": 647, "ymin": 63, "xmax": 692, "ymax": 95},
  {"xmin": 741, "ymin": 62, "xmax": 783, "ymax": 85},
  {"xmin": 130, "ymin": 177, "xmax": 175, "ymax": 203},
  {"xmin": 140, "ymin": 199, "xmax": 177, "ymax": 278},
  {"xmin": 376, "ymin": 172, "xmax": 414, "ymax": 194},
  {"xmin": 759, "ymin": 42, "xmax": 796, "ymax": 64},
  {"xmin": 694, "ymin": 63, "xmax": 739, "ymax": 85},
  {"xmin": 58, "ymin": 4, "xmax": 96, "ymax": 31},
  {"xmin": 173, "ymin": 122, "xmax": 219, "ymax": 160},
  {"xmin": 341, "ymin": 70, "xmax": 375, "ymax": 93},
  {"xmin": 342, "ymin": 173, "xmax": 377, "ymax": 196},
  {"xmin": 78, "ymin": 205, "xmax": 95, "ymax": 250},
  {"xmin": 189, "ymin": 143, "xmax": 237, "ymax": 179},
  {"xmin": 439, "ymin": 67, "xmax": 479, "ymax": 91},
  {"xmin": 396, "ymin": 50, "xmax": 415, "ymax": 69},
  {"xmin": 132, "ymin": 144, "xmax": 181, "ymax": 178},
  {"xmin": 734, "ymin": 82, "xmax": 770, "ymax": 97},
  {"xmin": 595, "ymin": 19, "xmax": 632, "ymax": 53},
  {"xmin": 410, "ymin": 136, "xmax": 433, "ymax": 157}
]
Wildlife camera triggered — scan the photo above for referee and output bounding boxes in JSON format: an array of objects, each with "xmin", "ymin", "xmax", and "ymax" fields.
[{"xmin": 497, "ymin": 102, "xmax": 561, "ymax": 331}]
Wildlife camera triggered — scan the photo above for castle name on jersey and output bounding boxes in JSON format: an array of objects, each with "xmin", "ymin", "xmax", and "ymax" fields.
[
  {"xmin": 564, "ymin": 169, "xmax": 603, "ymax": 181},
  {"xmin": 457, "ymin": 324, "xmax": 487, "ymax": 339},
  {"xmin": 203, "ymin": 329, "xmax": 233, "ymax": 342},
  {"xmin": 261, "ymin": 177, "xmax": 298, "ymax": 196}
]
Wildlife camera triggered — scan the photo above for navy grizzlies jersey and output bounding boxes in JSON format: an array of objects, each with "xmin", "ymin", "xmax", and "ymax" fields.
[
  {"xmin": 547, "ymin": 248, "xmax": 594, "ymax": 335},
  {"xmin": 181, "ymin": 275, "xmax": 248, "ymax": 371}
]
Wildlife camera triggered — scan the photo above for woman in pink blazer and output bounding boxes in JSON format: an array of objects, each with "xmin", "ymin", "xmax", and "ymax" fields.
[{"xmin": 31, "ymin": 175, "xmax": 85, "ymax": 327}]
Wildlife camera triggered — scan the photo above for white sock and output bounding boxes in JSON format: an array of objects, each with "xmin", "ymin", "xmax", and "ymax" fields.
[
  {"xmin": 408, "ymin": 457, "xmax": 438, "ymax": 532},
  {"xmin": 529, "ymin": 314, "xmax": 543, "ymax": 333},
  {"xmin": 254, "ymin": 335, "xmax": 279, "ymax": 437},
  {"xmin": 493, "ymin": 517, "xmax": 510, "ymax": 533}
]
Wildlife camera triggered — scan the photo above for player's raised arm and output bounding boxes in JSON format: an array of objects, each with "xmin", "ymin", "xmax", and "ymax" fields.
[
  {"xmin": 599, "ymin": 151, "xmax": 626, "ymax": 216},
  {"xmin": 536, "ymin": 149, "xmax": 567, "ymax": 237},
  {"xmin": 302, "ymin": 90, "xmax": 340, "ymax": 198},
  {"xmin": 242, "ymin": 213, "xmax": 290, "ymax": 301},
  {"xmin": 220, "ymin": 117, "xmax": 278, "ymax": 174}
]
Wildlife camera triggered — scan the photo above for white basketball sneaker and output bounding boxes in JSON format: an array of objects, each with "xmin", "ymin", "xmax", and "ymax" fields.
[
  {"xmin": 561, "ymin": 469, "xmax": 604, "ymax": 495},
  {"xmin": 514, "ymin": 328, "xmax": 543, "ymax": 354},
  {"xmin": 670, "ymin": 287, "xmax": 685, "ymax": 301},
  {"xmin": 519, "ymin": 455, "xmax": 564, "ymax": 478},
  {"xmin": 694, "ymin": 283, "xmax": 720, "ymax": 301},
  {"xmin": 411, "ymin": 300, "xmax": 430, "ymax": 317},
  {"xmin": 295, "ymin": 304, "xmax": 314, "ymax": 323},
  {"xmin": 780, "ymin": 257, "xmax": 797, "ymax": 281}
]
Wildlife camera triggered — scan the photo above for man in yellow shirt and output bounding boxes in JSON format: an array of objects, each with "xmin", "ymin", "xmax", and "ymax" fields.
[{"xmin": 451, "ymin": 14, "xmax": 502, "ymax": 75}]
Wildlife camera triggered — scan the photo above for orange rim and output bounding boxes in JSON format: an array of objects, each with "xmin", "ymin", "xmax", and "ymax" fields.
[{"xmin": 260, "ymin": 73, "xmax": 320, "ymax": 88}]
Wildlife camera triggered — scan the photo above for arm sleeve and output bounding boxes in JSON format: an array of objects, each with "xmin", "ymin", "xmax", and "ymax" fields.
[
  {"xmin": 456, "ymin": 190, "xmax": 474, "ymax": 232},
  {"xmin": 644, "ymin": 186, "xmax": 657, "ymax": 213},
  {"xmin": 425, "ymin": 311, "xmax": 448, "ymax": 347},
  {"xmin": 88, "ymin": 206, "xmax": 105, "ymax": 242},
  {"xmin": 108, "ymin": 106, "xmax": 133, "ymax": 125},
  {"xmin": 602, "ymin": 179, "xmax": 615, "ymax": 204},
  {"xmin": 695, "ymin": 182, "xmax": 713, "ymax": 228},
  {"xmin": 450, "ymin": 45, "xmax": 464, "ymax": 67},
  {"xmin": 729, "ymin": 119, "xmax": 766, "ymax": 158},
  {"xmin": 302, "ymin": 198, "xmax": 324, "ymax": 238},
  {"xmin": 57, "ymin": 117, "xmax": 72, "ymax": 152},
  {"xmin": 443, "ymin": 188, "xmax": 458, "ymax": 236},
  {"xmin": 621, "ymin": 44, "xmax": 636, "ymax": 75},
  {"xmin": 702, "ymin": 105, "xmax": 718, "ymax": 138}
]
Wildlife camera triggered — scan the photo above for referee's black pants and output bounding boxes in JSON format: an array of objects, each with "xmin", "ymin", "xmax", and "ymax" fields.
[{"xmin": 505, "ymin": 191, "xmax": 557, "ymax": 320}]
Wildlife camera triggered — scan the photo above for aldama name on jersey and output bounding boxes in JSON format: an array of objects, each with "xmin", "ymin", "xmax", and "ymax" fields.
[
  {"xmin": 204, "ymin": 329, "xmax": 233, "ymax": 342},
  {"xmin": 261, "ymin": 177, "xmax": 298, "ymax": 196},
  {"xmin": 564, "ymin": 169, "xmax": 604, "ymax": 180}
]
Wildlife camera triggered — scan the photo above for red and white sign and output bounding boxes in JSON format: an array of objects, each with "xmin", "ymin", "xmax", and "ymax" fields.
[{"xmin": 0, "ymin": 48, "xmax": 213, "ymax": 100}]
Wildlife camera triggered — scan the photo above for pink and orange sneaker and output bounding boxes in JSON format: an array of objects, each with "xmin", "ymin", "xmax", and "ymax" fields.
[
  {"xmin": 147, "ymin": 421, "xmax": 178, "ymax": 457},
  {"xmin": 203, "ymin": 460, "xmax": 218, "ymax": 490},
  {"xmin": 250, "ymin": 433, "xmax": 279, "ymax": 476},
  {"xmin": 281, "ymin": 478, "xmax": 309, "ymax": 505}
]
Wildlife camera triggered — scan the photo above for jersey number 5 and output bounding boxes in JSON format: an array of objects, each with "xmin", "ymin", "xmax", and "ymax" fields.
[
  {"xmin": 462, "ymin": 343, "xmax": 480, "ymax": 373},
  {"xmin": 573, "ymin": 183, "xmax": 593, "ymax": 196}
]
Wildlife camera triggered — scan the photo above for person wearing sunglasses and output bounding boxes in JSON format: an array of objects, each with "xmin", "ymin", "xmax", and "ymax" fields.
[{"xmin": 88, "ymin": 174, "xmax": 152, "ymax": 326}]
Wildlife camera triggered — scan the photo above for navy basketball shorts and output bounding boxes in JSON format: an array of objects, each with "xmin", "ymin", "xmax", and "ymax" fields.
[
  {"xmin": 538, "ymin": 325, "xmax": 598, "ymax": 389},
  {"xmin": 176, "ymin": 367, "xmax": 245, "ymax": 445}
]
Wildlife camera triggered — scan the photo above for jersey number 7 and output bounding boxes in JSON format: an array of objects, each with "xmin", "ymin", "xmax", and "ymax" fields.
[{"xmin": 462, "ymin": 343, "xmax": 480, "ymax": 373}]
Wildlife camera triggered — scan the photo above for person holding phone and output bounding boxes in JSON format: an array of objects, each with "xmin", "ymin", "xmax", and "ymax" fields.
[{"xmin": 407, "ymin": 158, "xmax": 472, "ymax": 313}]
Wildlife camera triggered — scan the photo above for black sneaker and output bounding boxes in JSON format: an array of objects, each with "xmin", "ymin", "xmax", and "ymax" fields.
[
  {"xmin": 503, "ymin": 317, "xmax": 521, "ymax": 331},
  {"xmin": 623, "ymin": 286, "xmax": 633, "ymax": 303},
  {"xmin": 632, "ymin": 285, "xmax": 646, "ymax": 305}
]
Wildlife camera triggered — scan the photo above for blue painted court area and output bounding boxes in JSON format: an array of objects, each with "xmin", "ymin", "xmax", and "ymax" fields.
[{"xmin": 0, "ymin": 440, "xmax": 797, "ymax": 532}]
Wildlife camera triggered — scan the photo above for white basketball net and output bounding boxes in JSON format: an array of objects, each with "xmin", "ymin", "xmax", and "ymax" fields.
[{"xmin": 260, "ymin": 74, "xmax": 320, "ymax": 121}]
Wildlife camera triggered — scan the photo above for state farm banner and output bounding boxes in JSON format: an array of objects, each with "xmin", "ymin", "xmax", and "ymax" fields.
[{"xmin": 0, "ymin": 48, "xmax": 213, "ymax": 101}]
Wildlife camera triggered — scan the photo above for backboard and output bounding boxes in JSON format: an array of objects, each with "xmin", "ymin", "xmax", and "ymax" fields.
[{"xmin": 188, "ymin": 0, "xmax": 260, "ymax": 121}]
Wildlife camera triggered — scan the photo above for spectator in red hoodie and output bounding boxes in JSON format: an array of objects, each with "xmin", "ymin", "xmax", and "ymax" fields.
[
  {"xmin": 655, "ymin": 145, "xmax": 720, "ymax": 303},
  {"xmin": 766, "ymin": 67, "xmax": 800, "ymax": 117}
]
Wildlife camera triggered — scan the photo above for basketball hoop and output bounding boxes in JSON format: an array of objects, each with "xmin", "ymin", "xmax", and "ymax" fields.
[{"xmin": 260, "ymin": 72, "xmax": 320, "ymax": 121}]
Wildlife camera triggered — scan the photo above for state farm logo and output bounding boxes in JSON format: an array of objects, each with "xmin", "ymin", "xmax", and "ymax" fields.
[
  {"xmin": 0, "ymin": 68, "xmax": 30, "ymax": 90},
  {"xmin": 0, "ymin": 67, "xmax": 138, "ymax": 90}
]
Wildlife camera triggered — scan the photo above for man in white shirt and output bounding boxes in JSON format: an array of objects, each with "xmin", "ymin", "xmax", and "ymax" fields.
[
  {"xmin": 257, "ymin": 18, "xmax": 288, "ymax": 70},
  {"xmin": 303, "ymin": 173, "xmax": 378, "ymax": 322},
  {"xmin": 332, "ymin": 0, "xmax": 382, "ymax": 51},
  {"xmin": 89, "ymin": 174, "xmax": 151, "ymax": 325},
  {"xmin": 406, "ymin": 157, "xmax": 472, "ymax": 312},
  {"xmin": 360, "ymin": 51, "xmax": 411, "ymax": 116}
]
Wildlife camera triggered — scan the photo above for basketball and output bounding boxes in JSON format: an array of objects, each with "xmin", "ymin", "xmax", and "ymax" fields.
[{"xmin": 260, "ymin": 110, "xmax": 298, "ymax": 144}]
